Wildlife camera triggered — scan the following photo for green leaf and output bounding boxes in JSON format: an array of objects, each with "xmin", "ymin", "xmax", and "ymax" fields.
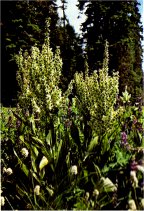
[
  {"xmin": 21, "ymin": 163, "xmax": 29, "ymax": 177},
  {"xmin": 32, "ymin": 136, "xmax": 44, "ymax": 145},
  {"xmin": 13, "ymin": 149, "xmax": 29, "ymax": 177},
  {"xmin": 88, "ymin": 136, "xmax": 98, "ymax": 151},
  {"xmin": 19, "ymin": 135, "xmax": 24, "ymax": 143}
]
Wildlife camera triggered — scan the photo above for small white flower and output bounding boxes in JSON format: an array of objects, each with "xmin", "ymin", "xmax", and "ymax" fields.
[
  {"xmin": 49, "ymin": 189, "xmax": 54, "ymax": 196},
  {"xmin": 128, "ymin": 199, "xmax": 137, "ymax": 210},
  {"xmin": 21, "ymin": 148, "xmax": 29, "ymax": 158},
  {"xmin": 141, "ymin": 198, "xmax": 144, "ymax": 209},
  {"xmin": 130, "ymin": 171, "xmax": 138, "ymax": 187},
  {"xmin": 140, "ymin": 198, "xmax": 144, "ymax": 209},
  {"xmin": 93, "ymin": 189, "xmax": 99, "ymax": 198},
  {"xmin": 136, "ymin": 165, "xmax": 144, "ymax": 174},
  {"xmin": 85, "ymin": 192, "xmax": 90, "ymax": 201},
  {"xmin": 6, "ymin": 168, "xmax": 13, "ymax": 175},
  {"xmin": 0, "ymin": 196, "xmax": 5, "ymax": 206},
  {"xmin": 101, "ymin": 177, "xmax": 117, "ymax": 192},
  {"xmin": 34, "ymin": 185, "xmax": 40, "ymax": 196},
  {"xmin": 3, "ymin": 167, "xmax": 7, "ymax": 174},
  {"xmin": 70, "ymin": 165, "xmax": 78, "ymax": 175}
]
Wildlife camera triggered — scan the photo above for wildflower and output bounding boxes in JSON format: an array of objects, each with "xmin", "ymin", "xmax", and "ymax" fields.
[
  {"xmin": 128, "ymin": 199, "xmax": 137, "ymax": 210},
  {"xmin": 68, "ymin": 107, "xmax": 72, "ymax": 116},
  {"xmin": 21, "ymin": 148, "xmax": 29, "ymax": 158},
  {"xmin": 130, "ymin": 160, "xmax": 138, "ymax": 171},
  {"xmin": 85, "ymin": 192, "xmax": 90, "ymax": 201},
  {"xmin": 121, "ymin": 131, "xmax": 129, "ymax": 149},
  {"xmin": 130, "ymin": 171, "xmax": 138, "ymax": 187},
  {"xmin": 133, "ymin": 118, "xmax": 137, "ymax": 125},
  {"xmin": 70, "ymin": 165, "xmax": 78, "ymax": 175},
  {"xmin": 136, "ymin": 165, "xmax": 144, "ymax": 174},
  {"xmin": 121, "ymin": 131, "xmax": 127, "ymax": 142},
  {"xmin": 0, "ymin": 196, "xmax": 5, "ymax": 206},
  {"xmin": 6, "ymin": 168, "xmax": 13, "ymax": 175},
  {"xmin": 49, "ymin": 189, "xmax": 54, "ymax": 196},
  {"xmin": 93, "ymin": 189, "xmax": 99, "ymax": 198},
  {"xmin": 140, "ymin": 198, "xmax": 144, "ymax": 209},
  {"xmin": 16, "ymin": 119, "xmax": 21, "ymax": 128},
  {"xmin": 25, "ymin": 110, "xmax": 29, "ymax": 117},
  {"xmin": 101, "ymin": 177, "xmax": 117, "ymax": 192},
  {"xmin": 34, "ymin": 185, "xmax": 40, "ymax": 195},
  {"xmin": 3, "ymin": 167, "xmax": 7, "ymax": 174},
  {"xmin": 39, "ymin": 156, "xmax": 48, "ymax": 171}
]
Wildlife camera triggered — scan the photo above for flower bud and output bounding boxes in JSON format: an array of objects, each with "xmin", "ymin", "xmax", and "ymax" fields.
[
  {"xmin": 34, "ymin": 185, "xmax": 40, "ymax": 196},
  {"xmin": 70, "ymin": 165, "xmax": 78, "ymax": 175},
  {"xmin": 140, "ymin": 198, "xmax": 144, "ymax": 209},
  {"xmin": 128, "ymin": 199, "xmax": 137, "ymax": 210},
  {"xmin": 6, "ymin": 168, "xmax": 13, "ymax": 175},
  {"xmin": 0, "ymin": 196, "xmax": 5, "ymax": 206},
  {"xmin": 93, "ymin": 189, "xmax": 99, "ymax": 198},
  {"xmin": 85, "ymin": 192, "xmax": 90, "ymax": 201},
  {"xmin": 130, "ymin": 171, "xmax": 138, "ymax": 187},
  {"xmin": 3, "ymin": 167, "xmax": 7, "ymax": 174},
  {"xmin": 21, "ymin": 148, "xmax": 29, "ymax": 158},
  {"xmin": 136, "ymin": 165, "xmax": 144, "ymax": 174}
]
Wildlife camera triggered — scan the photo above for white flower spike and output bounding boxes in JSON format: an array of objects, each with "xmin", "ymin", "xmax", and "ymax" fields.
[{"xmin": 71, "ymin": 165, "xmax": 78, "ymax": 175}]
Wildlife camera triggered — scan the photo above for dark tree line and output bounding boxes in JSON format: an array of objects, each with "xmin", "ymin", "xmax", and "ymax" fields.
[{"xmin": 1, "ymin": 0, "xmax": 143, "ymax": 106}]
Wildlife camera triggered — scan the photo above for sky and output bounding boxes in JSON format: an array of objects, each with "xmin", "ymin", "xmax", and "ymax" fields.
[{"xmin": 57, "ymin": 0, "xmax": 144, "ymax": 71}]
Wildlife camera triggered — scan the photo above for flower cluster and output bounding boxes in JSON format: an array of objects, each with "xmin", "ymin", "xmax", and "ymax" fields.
[
  {"xmin": 15, "ymin": 22, "xmax": 64, "ymax": 118},
  {"xmin": 130, "ymin": 158, "xmax": 144, "ymax": 188},
  {"xmin": 3, "ymin": 167, "xmax": 13, "ymax": 175},
  {"xmin": 72, "ymin": 41, "xmax": 120, "ymax": 136},
  {"xmin": 70, "ymin": 165, "xmax": 78, "ymax": 175},
  {"xmin": 121, "ymin": 131, "xmax": 130, "ymax": 150}
]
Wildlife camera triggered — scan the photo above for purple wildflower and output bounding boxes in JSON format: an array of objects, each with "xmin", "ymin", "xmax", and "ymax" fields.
[
  {"xmin": 133, "ymin": 118, "xmax": 137, "ymax": 125},
  {"xmin": 68, "ymin": 107, "xmax": 72, "ymax": 116},
  {"xmin": 121, "ymin": 132, "xmax": 127, "ymax": 142},
  {"xmin": 130, "ymin": 160, "xmax": 138, "ymax": 171},
  {"xmin": 16, "ymin": 119, "xmax": 21, "ymax": 128}
]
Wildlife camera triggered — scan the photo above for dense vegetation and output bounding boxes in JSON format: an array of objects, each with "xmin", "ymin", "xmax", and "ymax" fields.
[{"xmin": 1, "ymin": 0, "xmax": 144, "ymax": 210}]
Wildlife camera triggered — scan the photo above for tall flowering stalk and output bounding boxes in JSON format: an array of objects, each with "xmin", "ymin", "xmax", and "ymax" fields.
[
  {"xmin": 73, "ymin": 41, "xmax": 120, "ymax": 136},
  {"xmin": 15, "ymin": 20, "xmax": 64, "ymax": 119}
]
